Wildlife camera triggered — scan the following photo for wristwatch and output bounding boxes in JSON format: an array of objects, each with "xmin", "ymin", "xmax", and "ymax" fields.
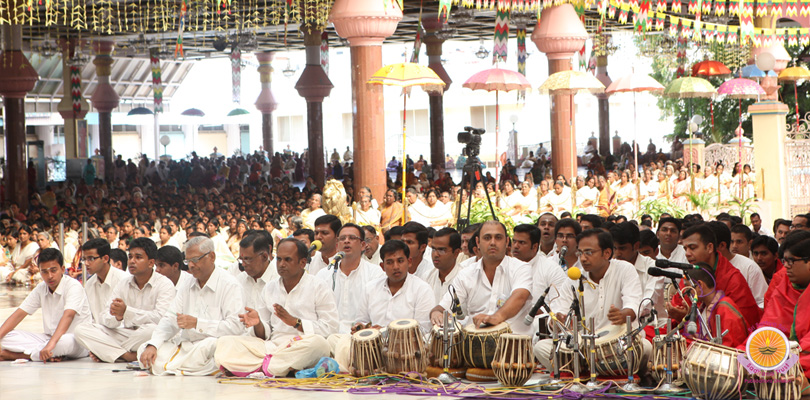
[{"xmin": 294, "ymin": 319, "xmax": 302, "ymax": 330}]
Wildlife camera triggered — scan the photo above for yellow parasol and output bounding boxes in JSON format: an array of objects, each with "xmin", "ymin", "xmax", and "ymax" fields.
[{"xmin": 368, "ymin": 62, "xmax": 446, "ymax": 224}]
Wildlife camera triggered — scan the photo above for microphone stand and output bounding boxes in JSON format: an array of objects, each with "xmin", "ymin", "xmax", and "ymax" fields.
[
  {"xmin": 543, "ymin": 320, "xmax": 566, "ymax": 390},
  {"xmin": 437, "ymin": 310, "xmax": 460, "ymax": 384},
  {"xmin": 568, "ymin": 315, "xmax": 589, "ymax": 394},
  {"xmin": 656, "ymin": 319, "xmax": 684, "ymax": 394},
  {"xmin": 581, "ymin": 317, "xmax": 602, "ymax": 390},
  {"xmin": 711, "ymin": 314, "xmax": 728, "ymax": 345},
  {"xmin": 620, "ymin": 315, "xmax": 641, "ymax": 392}
]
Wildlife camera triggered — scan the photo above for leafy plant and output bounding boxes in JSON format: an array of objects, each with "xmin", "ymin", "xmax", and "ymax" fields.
[
  {"xmin": 467, "ymin": 198, "xmax": 517, "ymax": 237},
  {"xmin": 727, "ymin": 196, "xmax": 759, "ymax": 225},
  {"xmin": 687, "ymin": 192, "xmax": 718, "ymax": 216},
  {"xmin": 635, "ymin": 198, "xmax": 687, "ymax": 220}
]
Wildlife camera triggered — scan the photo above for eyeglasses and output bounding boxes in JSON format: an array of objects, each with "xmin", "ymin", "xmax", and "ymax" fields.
[
  {"xmin": 338, "ymin": 235, "xmax": 362, "ymax": 242},
  {"xmin": 431, "ymin": 247, "xmax": 450, "ymax": 255},
  {"xmin": 575, "ymin": 249, "xmax": 597, "ymax": 257},
  {"xmin": 783, "ymin": 257, "xmax": 809, "ymax": 266},
  {"xmin": 238, "ymin": 253, "xmax": 266, "ymax": 265},
  {"xmin": 81, "ymin": 256, "xmax": 100, "ymax": 264},
  {"xmin": 184, "ymin": 251, "xmax": 211, "ymax": 266}
]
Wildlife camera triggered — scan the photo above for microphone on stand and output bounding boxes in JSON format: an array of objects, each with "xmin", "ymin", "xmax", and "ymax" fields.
[
  {"xmin": 308, "ymin": 240, "xmax": 323, "ymax": 255},
  {"xmin": 647, "ymin": 266, "xmax": 684, "ymax": 280},
  {"xmin": 449, "ymin": 285, "xmax": 465, "ymax": 319},
  {"xmin": 558, "ymin": 245, "xmax": 568, "ymax": 268},
  {"xmin": 685, "ymin": 300, "xmax": 698, "ymax": 335},
  {"xmin": 524, "ymin": 286, "xmax": 551, "ymax": 325},
  {"xmin": 655, "ymin": 259, "xmax": 698, "ymax": 271},
  {"xmin": 328, "ymin": 252, "xmax": 345, "ymax": 270}
]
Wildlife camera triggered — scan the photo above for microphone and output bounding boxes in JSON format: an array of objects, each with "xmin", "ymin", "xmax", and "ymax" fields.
[
  {"xmin": 686, "ymin": 302, "xmax": 698, "ymax": 335},
  {"xmin": 308, "ymin": 240, "xmax": 322, "ymax": 254},
  {"xmin": 524, "ymin": 286, "xmax": 551, "ymax": 325},
  {"xmin": 647, "ymin": 266, "xmax": 684, "ymax": 280},
  {"xmin": 567, "ymin": 266, "xmax": 582, "ymax": 281},
  {"xmin": 570, "ymin": 286, "xmax": 581, "ymax": 319},
  {"xmin": 329, "ymin": 252, "xmax": 345, "ymax": 269},
  {"xmin": 558, "ymin": 246, "xmax": 568, "ymax": 263},
  {"xmin": 655, "ymin": 259, "xmax": 698, "ymax": 271},
  {"xmin": 450, "ymin": 285, "xmax": 465, "ymax": 319}
]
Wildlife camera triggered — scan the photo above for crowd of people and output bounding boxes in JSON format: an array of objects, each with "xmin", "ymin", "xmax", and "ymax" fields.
[{"xmin": 0, "ymin": 147, "xmax": 805, "ymax": 395}]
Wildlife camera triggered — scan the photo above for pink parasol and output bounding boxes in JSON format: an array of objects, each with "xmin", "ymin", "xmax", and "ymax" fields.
[
  {"xmin": 717, "ymin": 77, "xmax": 764, "ymax": 199},
  {"xmin": 463, "ymin": 68, "xmax": 532, "ymax": 189}
]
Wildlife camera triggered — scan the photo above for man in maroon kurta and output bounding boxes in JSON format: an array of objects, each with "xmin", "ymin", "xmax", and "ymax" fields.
[
  {"xmin": 685, "ymin": 267, "xmax": 749, "ymax": 348},
  {"xmin": 668, "ymin": 224, "xmax": 760, "ymax": 331}
]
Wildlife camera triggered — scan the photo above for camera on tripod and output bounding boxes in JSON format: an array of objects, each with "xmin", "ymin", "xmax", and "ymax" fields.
[{"xmin": 458, "ymin": 126, "xmax": 485, "ymax": 158}]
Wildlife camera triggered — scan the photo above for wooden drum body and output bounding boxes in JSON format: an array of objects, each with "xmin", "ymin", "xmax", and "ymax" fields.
[
  {"xmin": 651, "ymin": 335, "xmax": 687, "ymax": 383},
  {"xmin": 754, "ymin": 342, "xmax": 805, "ymax": 400},
  {"xmin": 462, "ymin": 322, "xmax": 511, "ymax": 369},
  {"xmin": 428, "ymin": 324, "xmax": 464, "ymax": 368},
  {"xmin": 588, "ymin": 325, "xmax": 644, "ymax": 377},
  {"xmin": 682, "ymin": 339, "xmax": 745, "ymax": 400},
  {"xmin": 492, "ymin": 334, "xmax": 536, "ymax": 387},
  {"xmin": 350, "ymin": 328, "xmax": 385, "ymax": 377},
  {"xmin": 385, "ymin": 319, "xmax": 427, "ymax": 375}
]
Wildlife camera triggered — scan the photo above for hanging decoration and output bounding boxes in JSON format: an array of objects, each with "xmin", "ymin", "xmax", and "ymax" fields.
[
  {"xmin": 492, "ymin": 8, "xmax": 509, "ymax": 64},
  {"xmin": 150, "ymin": 48, "xmax": 163, "ymax": 113},
  {"xmin": 410, "ymin": 22, "xmax": 423, "ymax": 63},
  {"xmin": 320, "ymin": 31, "xmax": 329, "ymax": 75},
  {"xmin": 231, "ymin": 47, "xmax": 242, "ymax": 104},
  {"xmin": 517, "ymin": 24, "xmax": 527, "ymax": 100},
  {"xmin": 175, "ymin": 0, "xmax": 187, "ymax": 59},
  {"xmin": 439, "ymin": 0, "xmax": 453, "ymax": 21},
  {"xmin": 71, "ymin": 65, "xmax": 82, "ymax": 118}
]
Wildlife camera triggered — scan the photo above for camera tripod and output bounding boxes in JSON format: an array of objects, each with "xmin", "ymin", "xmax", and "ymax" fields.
[{"xmin": 455, "ymin": 152, "xmax": 499, "ymax": 232}]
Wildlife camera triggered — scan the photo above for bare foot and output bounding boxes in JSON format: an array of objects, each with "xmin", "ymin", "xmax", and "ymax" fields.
[
  {"xmin": 89, "ymin": 353, "xmax": 101, "ymax": 363},
  {"xmin": 0, "ymin": 349, "xmax": 28, "ymax": 361},
  {"xmin": 46, "ymin": 357, "xmax": 63, "ymax": 363},
  {"xmin": 120, "ymin": 352, "xmax": 137, "ymax": 362}
]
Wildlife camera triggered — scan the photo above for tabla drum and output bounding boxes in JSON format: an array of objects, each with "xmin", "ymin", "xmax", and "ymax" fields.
[
  {"xmin": 491, "ymin": 334, "xmax": 536, "ymax": 387},
  {"xmin": 462, "ymin": 322, "xmax": 511, "ymax": 369},
  {"xmin": 385, "ymin": 319, "xmax": 427, "ymax": 375},
  {"xmin": 350, "ymin": 328, "xmax": 385, "ymax": 377},
  {"xmin": 682, "ymin": 339, "xmax": 745, "ymax": 400},
  {"xmin": 588, "ymin": 325, "xmax": 644, "ymax": 377},
  {"xmin": 426, "ymin": 323, "xmax": 466, "ymax": 379},
  {"xmin": 754, "ymin": 341, "xmax": 805, "ymax": 400},
  {"xmin": 651, "ymin": 335, "xmax": 687, "ymax": 383}
]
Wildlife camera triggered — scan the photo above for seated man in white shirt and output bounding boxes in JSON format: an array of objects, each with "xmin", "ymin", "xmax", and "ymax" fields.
[
  {"xmin": 730, "ymin": 224, "xmax": 753, "ymax": 258},
  {"xmin": 749, "ymin": 213, "xmax": 772, "ymax": 237},
  {"xmin": 402, "ymin": 222, "xmax": 434, "ymax": 279},
  {"xmin": 75, "ymin": 238, "xmax": 176, "ymax": 363},
  {"xmin": 657, "ymin": 217, "xmax": 688, "ymax": 263},
  {"xmin": 362, "ymin": 225, "xmax": 381, "ymax": 266},
  {"xmin": 215, "ymin": 239, "xmax": 337, "ymax": 377},
  {"xmin": 533, "ymin": 230, "xmax": 652, "ymax": 380},
  {"xmin": 138, "ymin": 237, "xmax": 245, "ymax": 375},
  {"xmin": 81, "ymin": 238, "xmax": 129, "ymax": 323},
  {"xmin": 536, "ymin": 213, "xmax": 559, "ymax": 258},
  {"xmin": 330, "ymin": 240, "xmax": 434, "ymax": 372},
  {"xmin": 638, "ymin": 230, "xmax": 660, "ymax": 259},
  {"xmin": 308, "ymin": 215, "xmax": 342, "ymax": 275},
  {"xmin": 316, "ymin": 223, "xmax": 385, "ymax": 334},
  {"xmin": 511, "ymin": 224, "xmax": 569, "ymax": 318},
  {"xmin": 154, "ymin": 245, "xmax": 195, "ymax": 288},
  {"xmin": 423, "ymin": 228, "xmax": 463, "ymax": 303},
  {"xmin": 0, "ymin": 248, "xmax": 91, "ymax": 362},
  {"xmin": 236, "ymin": 231, "xmax": 278, "ymax": 309},
  {"xmin": 109, "ymin": 248, "xmax": 128, "ymax": 271},
  {"xmin": 429, "ymin": 221, "xmax": 533, "ymax": 335}
]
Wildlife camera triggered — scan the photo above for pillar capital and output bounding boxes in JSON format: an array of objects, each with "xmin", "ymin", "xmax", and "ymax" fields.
[
  {"xmin": 91, "ymin": 41, "xmax": 119, "ymax": 113},
  {"xmin": 295, "ymin": 30, "xmax": 334, "ymax": 103},
  {"xmin": 422, "ymin": 14, "xmax": 452, "ymax": 92},
  {"xmin": 0, "ymin": 50, "xmax": 39, "ymax": 98},
  {"xmin": 255, "ymin": 52, "xmax": 278, "ymax": 114},
  {"xmin": 531, "ymin": 4, "xmax": 588, "ymax": 60},
  {"xmin": 330, "ymin": 0, "xmax": 402, "ymax": 46}
]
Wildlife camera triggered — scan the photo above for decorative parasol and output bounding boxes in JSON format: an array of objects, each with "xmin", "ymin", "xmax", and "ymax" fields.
[
  {"xmin": 717, "ymin": 77, "xmax": 764, "ymax": 200},
  {"xmin": 606, "ymin": 72, "xmax": 664, "ymax": 206},
  {"xmin": 663, "ymin": 77, "xmax": 717, "ymax": 98},
  {"xmin": 462, "ymin": 68, "xmax": 531, "ymax": 190},
  {"xmin": 741, "ymin": 64, "xmax": 777, "ymax": 79},
  {"xmin": 368, "ymin": 62, "xmax": 446, "ymax": 224},
  {"xmin": 691, "ymin": 60, "xmax": 731, "ymax": 77},
  {"xmin": 181, "ymin": 108, "xmax": 205, "ymax": 117},
  {"xmin": 778, "ymin": 65, "xmax": 810, "ymax": 129},
  {"xmin": 538, "ymin": 70, "xmax": 605, "ymax": 179}
]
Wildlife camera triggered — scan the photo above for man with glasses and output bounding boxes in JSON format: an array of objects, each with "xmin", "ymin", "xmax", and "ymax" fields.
[
  {"xmin": 362, "ymin": 225, "xmax": 381, "ymax": 266},
  {"xmin": 138, "ymin": 237, "xmax": 244, "ymax": 375},
  {"xmin": 81, "ymin": 238, "xmax": 128, "ymax": 323},
  {"xmin": 533, "ymin": 229, "xmax": 651, "ymax": 380},
  {"xmin": 215, "ymin": 239, "xmax": 337, "ymax": 377},
  {"xmin": 74, "ymin": 238, "xmax": 175, "ymax": 363},
  {"xmin": 423, "ymin": 228, "xmax": 463, "ymax": 303},
  {"xmin": 759, "ymin": 231, "xmax": 810, "ymax": 336},
  {"xmin": 308, "ymin": 215, "xmax": 342, "ymax": 276},
  {"xmin": 429, "ymin": 221, "xmax": 533, "ymax": 335},
  {"xmin": 236, "ymin": 231, "xmax": 277, "ymax": 309},
  {"xmin": 791, "ymin": 214, "xmax": 810, "ymax": 231},
  {"xmin": 551, "ymin": 219, "xmax": 582, "ymax": 270},
  {"xmin": 316, "ymin": 223, "xmax": 384, "ymax": 334}
]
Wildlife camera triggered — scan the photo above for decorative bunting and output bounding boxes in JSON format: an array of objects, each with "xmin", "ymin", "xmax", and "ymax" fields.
[
  {"xmin": 517, "ymin": 25, "xmax": 527, "ymax": 100},
  {"xmin": 702, "ymin": 0, "xmax": 712, "ymax": 13},
  {"xmin": 320, "ymin": 31, "xmax": 329, "ymax": 75},
  {"xmin": 231, "ymin": 47, "xmax": 241, "ymax": 104},
  {"xmin": 801, "ymin": 0, "xmax": 810, "ymax": 15},
  {"xmin": 788, "ymin": 0, "xmax": 798, "ymax": 15},
  {"xmin": 656, "ymin": 0, "xmax": 666, "ymax": 11},
  {"xmin": 676, "ymin": 32, "xmax": 688, "ymax": 78},
  {"xmin": 773, "ymin": 0, "xmax": 784, "ymax": 15},
  {"xmin": 150, "ymin": 48, "xmax": 163, "ymax": 113},
  {"xmin": 741, "ymin": 0, "xmax": 754, "ymax": 40},
  {"xmin": 492, "ymin": 8, "xmax": 509, "ymax": 63},
  {"xmin": 728, "ymin": 0, "xmax": 739, "ymax": 15},
  {"xmin": 410, "ymin": 22, "xmax": 423, "ymax": 63},
  {"xmin": 715, "ymin": 0, "xmax": 726, "ymax": 14},
  {"xmin": 634, "ymin": 0, "xmax": 650, "ymax": 31},
  {"xmin": 756, "ymin": 0, "xmax": 767, "ymax": 15},
  {"xmin": 439, "ymin": 0, "xmax": 453, "ymax": 21},
  {"xmin": 672, "ymin": 0, "xmax": 682, "ymax": 12},
  {"xmin": 70, "ymin": 65, "xmax": 82, "ymax": 118},
  {"xmin": 174, "ymin": 0, "xmax": 186, "ymax": 59},
  {"xmin": 618, "ymin": 2, "xmax": 629, "ymax": 22}
]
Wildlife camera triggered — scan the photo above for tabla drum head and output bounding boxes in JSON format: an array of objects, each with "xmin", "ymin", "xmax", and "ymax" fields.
[
  {"xmin": 390, "ymin": 319, "xmax": 419, "ymax": 330},
  {"xmin": 353, "ymin": 328, "xmax": 381, "ymax": 341}
]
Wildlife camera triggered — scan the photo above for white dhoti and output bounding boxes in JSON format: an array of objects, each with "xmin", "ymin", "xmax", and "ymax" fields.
[
  {"xmin": 0, "ymin": 265, "xmax": 13, "ymax": 281},
  {"xmin": 533, "ymin": 335, "xmax": 652, "ymax": 375},
  {"xmin": 74, "ymin": 322, "xmax": 154, "ymax": 363},
  {"xmin": 327, "ymin": 333, "xmax": 352, "ymax": 373},
  {"xmin": 214, "ymin": 335, "xmax": 330, "ymax": 377},
  {"xmin": 0, "ymin": 330, "xmax": 88, "ymax": 361},
  {"xmin": 137, "ymin": 337, "xmax": 219, "ymax": 376},
  {"xmin": 10, "ymin": 269, "xmax": 41, "ymax": 285}
]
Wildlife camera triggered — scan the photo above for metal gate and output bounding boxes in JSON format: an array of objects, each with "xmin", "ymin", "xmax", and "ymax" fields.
[{"xmin": 785, "ymin": 116, "xmax": 810, "ymax": 216}]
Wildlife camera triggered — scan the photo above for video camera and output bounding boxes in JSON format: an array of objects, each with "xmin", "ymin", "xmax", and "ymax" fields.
[{"xmin": 458, "ymin": 126, "xmax": 485, "ymax": 158}]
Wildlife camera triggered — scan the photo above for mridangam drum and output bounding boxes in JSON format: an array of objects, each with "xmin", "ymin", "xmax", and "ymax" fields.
[
  {"xmin": 651, "ymin": 335, "xmax": 687, "ymax": 383},
  {"xmin": 682, "ymin": 339, "xmax": 745, "ymax": 400},
  {"xmin": 589, "ymin": 325, "xmax": 644, "ymax": 377},
  {"xmin": 755, "ymin": 341, "xmax": 805, "ymax": 400},
  {"xmin": 426, "ymin": 323, "xmax": 466, "ymax": 379},
  {"xmin": 350, "ymin": 328, "xmax": 385, "ymax": 377},
  {"xmin": 492, "ymin": 334, "xmax": 536, "ymax": 387},
  {"xmin": 385, "ymin": 319, "xmax": 427, "ymax": 374},
  {"xmin": 462, "ymin": 322, "xmax": 511, "ymax": 369}
]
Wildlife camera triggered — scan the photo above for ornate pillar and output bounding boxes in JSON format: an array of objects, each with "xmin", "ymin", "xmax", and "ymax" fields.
[
  {"xmin": 295, "ymin": 29, "xmax": 333, "ymax": 189},
  {"xmin": 90, "ymin": 41, "xmax": 119, "ymax": 182},
  {"xmin": 532, "ymin": 4, "xmax": 588, "ymax": 179},
  {"xmin": 595, "ymin": 54, "xmax": 611, "ymax": 156},
  {"xmin": 750, "ymin": 102, "xmax": 789, "ymax": 218},
  {"xmin": 331, "ymin": 0, "xmax": 402, "ymax": 199},
  {"xmin": 58, "ymin": 38, "xmax": 90, "ymax": 159},
  {"xmin": 0, "ymin": 25, "xmax": 38, "ymax": 209},
  {"xmin": 423, "ymin": 15, "xmax": 452, "ymax": 170},
  {"xmin": 255, "ymin": 52, "xmax": 278, "ymax": 156}
]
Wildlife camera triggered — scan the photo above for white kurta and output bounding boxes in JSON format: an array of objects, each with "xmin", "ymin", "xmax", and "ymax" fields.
[
  {"xmin": 579, "ymin": 259, "xmax": 643, "ymax": 332},
  {"xmin": 729, "ymin": 254, "xmax": 768, "ymax": 308},
  {"xmin": 236, "ymin": 262, "xmax": 280, "ymax": 309},
  {"xmin": 355, "ymin": 275, "xmax": 434, "ymax": 333},
  {"xmin": 84, "ymin": 266, "xmax": 129, "ymax": 322},
  {"xmin": 315, "ymin": 259, "xmax": 386, "ymax": 334},
  {"xmin": 422, "ymin": 263, "xmax": 464, "ymax": 304}
]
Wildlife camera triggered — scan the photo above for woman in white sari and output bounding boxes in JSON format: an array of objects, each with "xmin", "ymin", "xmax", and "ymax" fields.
[
  {"xmin": 576, "ymin": 176, "xmax": 599, "ymax": 215},
  {"xmin": 354, "ymin": 196, "xmax": 381, "ymax": 228},
  {"xmin": 544, "ymin": 181, "xmax": 573, "ymax": 217},
  {"xmin": 408, "ymin": 190, "xmax": 452, "ymax": 227},
  {"xmin": 615, "ymin": 170, "xmax": 638, "ymax": 218},
  {"xmin": 5, "ymin": 226, "xmax": 39, "ymax": 284}
]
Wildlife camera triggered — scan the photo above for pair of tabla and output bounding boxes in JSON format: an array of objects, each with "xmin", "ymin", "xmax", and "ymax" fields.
[
  {"xmin": 349, "ymin": 319, "xmax": 427, "ymax": 377},
  {"xmin": 463, "ymin": 322, "xmax": 536, "ymax": 387}
]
